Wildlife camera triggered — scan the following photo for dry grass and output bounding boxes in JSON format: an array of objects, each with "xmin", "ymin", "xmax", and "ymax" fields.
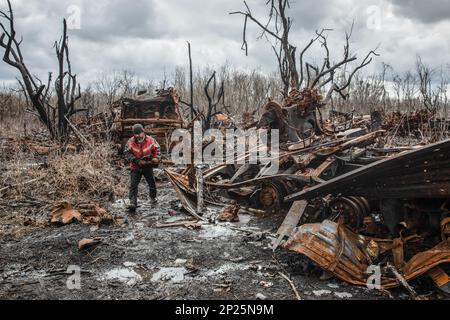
[
  {"xmin": 1, "ymin": 142, "xmax": 127, "ymax": 203},
  {"xmin": 0, "ymin": 139, "xmax": 128, "ymax": 238}
]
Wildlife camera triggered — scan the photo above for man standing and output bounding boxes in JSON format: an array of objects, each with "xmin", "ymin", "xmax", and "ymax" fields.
[{"xmin": 124, "ymin": 124, "xmax": 161, "ymax": 212}]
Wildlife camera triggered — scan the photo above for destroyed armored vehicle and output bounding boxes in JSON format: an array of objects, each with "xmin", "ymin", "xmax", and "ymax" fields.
[{"xmin": 111, "ymin": 88, "xmax": 184, "ymax": 154}]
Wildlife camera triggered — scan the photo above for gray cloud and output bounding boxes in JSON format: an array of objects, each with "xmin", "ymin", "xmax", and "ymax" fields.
[
  {"xmin": 390, "ymin": 0, "xmax": 450, "ymax": 24},
  {"xmin": 0, "ymin": 0, "xmax": 449, "ymax": 86}
]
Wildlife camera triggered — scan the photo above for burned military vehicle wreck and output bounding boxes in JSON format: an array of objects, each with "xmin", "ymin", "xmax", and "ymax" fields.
[
  {"xmin": 165, "ymin": 88, "xmax": 450, "ymax": 295},
  {"xmin": 111, "ymin": 88, "xmax": 184, "ymax": 154}
]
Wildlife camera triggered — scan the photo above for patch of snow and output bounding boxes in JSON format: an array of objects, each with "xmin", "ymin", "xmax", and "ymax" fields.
[
  {"xmin": 121, "ymin": 232, "xmax": 135, "ymax": 242},
  {"xmin": 205, "ymin": 263, "xmax": 246, "ymax": 277},
  {"xmin": 164, "ymin": 216, "xmax": 190, "ymax": 223},
  {"xmin": 151, "ymin": 267, "xmax": 187, "ymax": 283},
  {"xmin": 198, "ymin": 225, "xmax": 237, "ymax": 239},
  {"xmin": 327, "ymin": 283, "xmax": 340, "ymax": 289},
  {"xmin": 111, "ymin": 199, "xmax": 128, "ymax": 209},
  {"xmin": 102, "ymin": 268, "xmax": 142, "ymax": 286},
  {"xmin": 334, "ymin": 292, "xmax": 353, "ymax": 299},
  {"xmin": 312, "ymin": 289, "xmax": 332, "ymax": 297},
  {"xmin": 123, "ymin": 262, "xmax": 137, "ymax": 267},
  {"xmin": 174, "ymin": 259, "xmax": 187, "ymax": 266},
  {"xmin": 237, "ymin": 214, "xmax": 252, "ymax": 224},
  {"xmin": 134, "ymin": 223, "xmax": 145, "ymax": 230}
]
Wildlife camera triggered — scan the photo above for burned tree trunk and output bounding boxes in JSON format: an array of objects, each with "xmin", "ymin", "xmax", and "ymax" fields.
[
  {"xmin": 0, "ymin": 0, "xmax": 81, "ymax": 140},
  {"xmin": 230, "ymin": 0, "xmax": 299, "ymax": 97},
  {"xmin": 230, "ymin": 1, "xmax": 379, "ymax": 100},
  {"xmin": 203, "ymin": 71, "xmax": 226, "ymax": 130},
  {"xmin": 187, "ymin": 41, "xmax": 195, "ymax": 121},
  {"xmin": 54, "ymin": 19, "xmax": 81, "ymax": 139}
]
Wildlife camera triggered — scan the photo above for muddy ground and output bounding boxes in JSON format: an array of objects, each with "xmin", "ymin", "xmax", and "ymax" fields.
[{"xmin": 0, "ymin": 182, "xmax": 447, "ymax": 300}]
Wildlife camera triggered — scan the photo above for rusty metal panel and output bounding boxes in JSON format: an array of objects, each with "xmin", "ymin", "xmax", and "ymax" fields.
[
  {"xmin": 273, "ymin": 200, "xmax": 308, "ymax": 250},
  {"xmin": 286, "ymin": 139, "xmax": 450, "ymax": 201},
  {"xmin": 283, "ymin": 220, "xmax": 450, "ymax": 289}
]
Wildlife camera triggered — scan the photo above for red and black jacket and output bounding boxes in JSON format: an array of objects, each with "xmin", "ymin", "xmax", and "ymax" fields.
[{"xmin": 124, "ymin": 135, "xmax": 161, "ymax": 170}]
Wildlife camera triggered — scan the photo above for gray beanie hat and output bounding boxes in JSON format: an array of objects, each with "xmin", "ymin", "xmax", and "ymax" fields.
[{"xmin": 132, "ymin": 124, "xmax": 144, "ymax": 134}]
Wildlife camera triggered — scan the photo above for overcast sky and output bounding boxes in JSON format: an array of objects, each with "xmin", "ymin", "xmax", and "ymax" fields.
[{"xmin": 0, "ymin": 0, "xmax": 449, "ymax": 87}]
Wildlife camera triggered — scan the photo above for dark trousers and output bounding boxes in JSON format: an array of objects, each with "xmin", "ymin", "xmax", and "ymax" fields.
[{"xmin": 129, "ymin": 167, "xmax": 157, "ymax": 206}]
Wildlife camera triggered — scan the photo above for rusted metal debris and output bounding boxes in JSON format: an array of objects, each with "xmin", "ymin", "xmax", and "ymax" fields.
[
  {"xmin": 283, "ymin": 220, "xmax": 450, "ymax": 291},
  {"xmin": 286, "ymin": 139, "xmax": 450, "ymax": 201},
  {"xmin": 218, "ymin": 202, "xmax": 241, "ymax": 222},
  {"xmin": 110, "ymin": 88, "xmax": 184, "ymax": 154},
  {"xmin": 164, "ymin": 88, "xmax": 450, "ymax": 293}
]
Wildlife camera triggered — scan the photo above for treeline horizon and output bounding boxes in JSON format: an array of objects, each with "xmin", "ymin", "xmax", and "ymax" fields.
[{"xmin": 1, "ymin": 57, "xmax": 449, "ymax": 131}]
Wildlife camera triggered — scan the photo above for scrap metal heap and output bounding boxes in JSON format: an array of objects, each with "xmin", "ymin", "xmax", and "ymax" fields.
[
  {"xmin": 165, "ymin": 88, "xmax": 450, "ymax": 294},
  {"xmin": 110, "ymin": 88, "xmax": 184, "ymax": 154}
]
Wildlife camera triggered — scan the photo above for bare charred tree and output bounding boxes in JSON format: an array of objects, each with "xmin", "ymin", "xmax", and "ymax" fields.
[
  {"xmin": 0, "ymin": 0, "xmax": 82, "ymax": 140},
  {"xmin": 54, "ymin": 19, "xmax": 82, "ymax": 138},
  {"xmin": 416, "ymin": 56, "xmax": 440, "ymax": 112},
  {"xmin": 187, "ymin": 42, "xmax": 195, "ymax": 121},
  {"xmin": 202, "ymin": 71, "xmax": 225, "ymax": 130},
  {"xmin": 230, "ymin": 0, "xmax": 379, "ymax": 99}
]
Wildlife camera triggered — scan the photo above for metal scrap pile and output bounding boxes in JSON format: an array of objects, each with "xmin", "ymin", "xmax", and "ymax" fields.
[
  {"xmin": 164, "ymin": 88, "xmax": 450, "ymax": 295},
  {"xmin": 110, "ymin": 88, "xmax": 184, "ymax": 154}
]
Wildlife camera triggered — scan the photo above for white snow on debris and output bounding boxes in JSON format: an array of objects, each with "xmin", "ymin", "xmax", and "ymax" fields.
[
  {"xmin": 198, "ymin": 225, "xmax": 237, "ymax": 239},
  {"xmin": 123, "ymin": 262, "xmax": 137, "ymax": 267},
  {"xmin": 327, "ymin": 283, "xmax": 340, "ymax": 289},
  {"xmin": 151, "ymin": 267, "xmax": 187, "ymax": 283},
  {"xmin": 312, "ymin": 290, "xmax": 332, "ymax": 297},
  {"xmin": 236, "ymin": 214, "xmax": 252, "ymax": 224},
  {"xmin": 111, "ymin": 199, "xmax": 128, "ymax": 209},
  {"xmin": 204, "ymin": 263, "xmax": 247, "ymax": 276},
  {"xmin": 174, "ymin": 259, "xmax": 188, "ymax": 266},
  {"xmin": 121, "ymin": 232, "xmax": 135, "ymax": 242},
  {"xmin": 102, "ymin": 267, "xmax": 142, "ymax": 286},
  {"xmin": 334, "ymin": 292, "xmax": 353, "ymax": 299}
]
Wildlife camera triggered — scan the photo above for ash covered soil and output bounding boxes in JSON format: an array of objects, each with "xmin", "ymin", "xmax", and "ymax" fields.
[{"xmin": 0, "ymin": 183, "xmax": 444, "ymax": 300}]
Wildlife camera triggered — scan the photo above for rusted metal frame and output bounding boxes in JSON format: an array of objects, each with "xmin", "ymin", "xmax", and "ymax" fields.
[
  {"xmin": 349, "ymin": 182, "xmax": 450, "ymax": 199},
  {"xmin": 196, "ymin": 166, "xmax": 205, "ymax": 215},
  {"xmin": 427, "ymin": 266, "xmax": 450, "ymax": 294},
  {"xmin": 286, "ymin": 139, "xmax": 450, "ymax": 201},
  {"xmin": 229, "ymin": 164, "xmax": 252, "ymax": 184},
  {"xmin": 165, "ymin": 170, "xmax": 206, "ymax": 221},
  {"xmin": 313, "ymin": 130, "xmax": 386, "ymax": 157},
  {"xmin": 284, "ymin": 220, "xmax": 450, "ymax": 289},
  {"xmin": 206, "ymin": 174, "xmax": 312, "ymax": 190},
  {"xmin": 340, "ymin": 152, "xmax": 450, "ymax": 185},
  {"xmin": 273, "ymin": 200, "xmax": 308, "ymax": 250},
  {"xmin": 311, "ymin": 157, "xmax": 337, "ymax": 179}
]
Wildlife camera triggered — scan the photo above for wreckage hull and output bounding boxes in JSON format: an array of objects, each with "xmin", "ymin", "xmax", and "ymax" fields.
[
  {"xmin": 111, "ymin": 89, "xmax": 184, "ymax": 154},
  {"xmin": 286, "ymin": 139, "xmax": 450, "ymax": 201},
  {"xmin": 283, "ymin": 220, "xmax": 450, "ymax": 290}
]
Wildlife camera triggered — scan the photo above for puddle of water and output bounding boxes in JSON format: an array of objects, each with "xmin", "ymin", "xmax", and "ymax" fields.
[
  {"xmin": 151, "ymin": 267, "xmax": 187, "ymax": 283},
  {"xmin": 101, "ymin": 267, "xmax": 142, "ymax": 286}
]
